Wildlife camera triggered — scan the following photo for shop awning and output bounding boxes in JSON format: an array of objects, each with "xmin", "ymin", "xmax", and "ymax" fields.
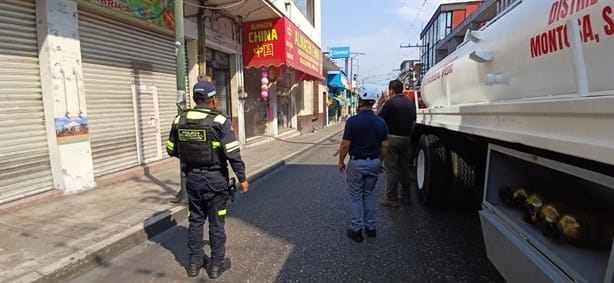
[
  {"xmin": 242, "ymin": 17, "xmax": 324, "ymax": 81},
  {"xmin": 327, "ymin": 71, "xmax": 348, "ymax": 89}
]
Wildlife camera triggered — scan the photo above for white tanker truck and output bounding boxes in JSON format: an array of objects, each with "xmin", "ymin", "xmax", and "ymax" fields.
[{"xmin": 413, "ymin": 1, "xmax": 614, "ymax": 282}]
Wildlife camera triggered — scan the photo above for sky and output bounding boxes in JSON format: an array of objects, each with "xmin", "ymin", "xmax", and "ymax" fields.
[{"xmin": 321, "ymin": 0, "xmax": 466, "ymax": 88}]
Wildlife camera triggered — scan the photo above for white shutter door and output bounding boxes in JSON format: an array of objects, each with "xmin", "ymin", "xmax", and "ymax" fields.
[
  {"xmin": 79, "ymin": 9, "xmax": 177, "ymax": 176},
  {"xmin": 0, "ymin": 0, "xmax": 54, "ymax": 204}
]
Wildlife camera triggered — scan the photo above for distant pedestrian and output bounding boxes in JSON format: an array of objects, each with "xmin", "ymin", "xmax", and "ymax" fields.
[
  {"xmin": 167, "ymin": 81, "xmax": 249, "ymax": 279},
  {"xmin": 378, "ymin": 79, "xmax": 417, "ymax": 207},
  {"xmin": 338, "ymin": 84, "xmax": 389, "ymax": 242}
]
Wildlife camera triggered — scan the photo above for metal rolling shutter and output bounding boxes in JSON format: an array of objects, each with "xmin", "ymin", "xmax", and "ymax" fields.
[
  {"xmin": 0, "ymin": 0, "xmax": 53, "ymax": 203},
  {"xmin": 79, "ymin": 9, "xmax": 177, "ymax": 176}
]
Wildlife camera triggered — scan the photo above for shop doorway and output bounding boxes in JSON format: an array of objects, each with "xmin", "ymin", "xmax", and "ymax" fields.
[
  {"xmin": 212, "ymin": 70, "xmax": 231, "ymax": 116},
  {"xmin": 206, "ymin": 48, "xmax": 231, "ymax": 116},
  {"xmin": 133, "ymin": 85, "xmax": 162, "ymax": 164},
  {"xmin": 277, "ymin": 93, "xmax": 291, "ymax": 130}
]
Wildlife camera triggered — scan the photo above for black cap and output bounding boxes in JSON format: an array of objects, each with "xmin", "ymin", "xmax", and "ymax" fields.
[{"xmin": 193, "ymin": 81, "xmax": 217, "ymax": 98}]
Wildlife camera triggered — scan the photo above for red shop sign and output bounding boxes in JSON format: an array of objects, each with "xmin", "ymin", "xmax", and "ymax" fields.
[{"xmin": 242, "ymin": 17, "xmax": 324, "ymax": 80}]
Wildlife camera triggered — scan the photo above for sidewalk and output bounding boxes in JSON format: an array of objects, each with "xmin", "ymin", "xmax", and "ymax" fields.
[{"xmin": 0, "ymin": 124, "xmax": 343, "ymax": 283}]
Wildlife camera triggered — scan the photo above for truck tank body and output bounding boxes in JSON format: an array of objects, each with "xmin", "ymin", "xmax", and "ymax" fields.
[{"xmin": 418, "ymin": 0, "xmax": 614, "ymax": 165}]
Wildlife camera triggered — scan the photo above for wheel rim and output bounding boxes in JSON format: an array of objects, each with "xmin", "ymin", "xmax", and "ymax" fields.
[{"xmin": 417, "ymin": 149, "xmax": 425, "ymax": 190}]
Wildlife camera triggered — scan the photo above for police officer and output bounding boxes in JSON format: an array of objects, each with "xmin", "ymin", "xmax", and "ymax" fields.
[
  {"xmin": 167, "ymin": 80, "xmax": 249, "ymax": 279},
  {"xmin": 338, "ymin": 84, "xmax": 389, "ymax": 242}
]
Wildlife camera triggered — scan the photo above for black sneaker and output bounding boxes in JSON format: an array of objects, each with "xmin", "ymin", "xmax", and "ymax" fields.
[
  {"xmin": 185, "ymin": 255, "xmax": 209, "ymax": 277},
  {"xmin": 346, "ymin": 228, "xmax": 364, "ymax": 242},
  {"xmin": 207, "ymin": 258, "xmax": 231, "ymax": 279},
  {"xmin": 365, "ymin": 228, "xmax": 376, "ymax": 238}
]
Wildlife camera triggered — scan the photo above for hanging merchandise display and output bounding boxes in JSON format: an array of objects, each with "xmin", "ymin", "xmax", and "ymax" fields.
[{"xmin": 261, "ymin": 67, "xmax": 269, "ymax": 100}]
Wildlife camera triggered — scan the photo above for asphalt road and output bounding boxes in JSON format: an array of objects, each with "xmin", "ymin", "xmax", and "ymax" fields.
[{"xmin": 69, "ymin": 133, "xmax": 504, "ymax": 283}]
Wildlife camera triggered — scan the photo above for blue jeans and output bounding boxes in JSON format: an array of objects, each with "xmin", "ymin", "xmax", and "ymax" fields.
[{"xmin": 346, "ymin": 158, "xmax": 381, "ymax": 231}]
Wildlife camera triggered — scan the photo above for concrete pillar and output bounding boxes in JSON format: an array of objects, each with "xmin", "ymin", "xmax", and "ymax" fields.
[
  {"xmin": 269, "ymin": 85, "xmax": 279, "ymax": 137},
  {"xmin": 186, "ymin": 39, "xmax": 199, "ymax": 100},
  {"xmin": 37, "ymin": 0, "xmax": 95, "ymax": 194}
]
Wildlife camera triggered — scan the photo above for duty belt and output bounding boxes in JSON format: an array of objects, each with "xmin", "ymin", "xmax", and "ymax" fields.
[
  {"xmin": 350, "ymin": 156, "xmax": 379, "ymax": 160},
  {"xmin": 190, "ymin": 168, "xmax": 222, "ymax": 173}
]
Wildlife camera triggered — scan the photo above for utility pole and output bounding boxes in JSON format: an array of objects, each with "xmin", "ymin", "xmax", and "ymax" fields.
[
  {"xmin": 349, "ymin": 52, "xmax": 365, "ymax": 90},
  {"xmin": 176, "ymin": 0, "xmax": 186, "ymax": 105},
  {"xmin": 400, "ymin": 42, "xmax": 429, "ymax": 73},
  {"xmin": 197, "ymin": 0, "xmax": 206, "ymax": 79},
  {"xmin": 173, "ymin": 0, "xmax": 188, "ymax": 203}
]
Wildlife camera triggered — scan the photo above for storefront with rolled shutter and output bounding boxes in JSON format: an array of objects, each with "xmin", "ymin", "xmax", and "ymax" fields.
[
  {"xmin": 0, "ymin": 0, "xmax": 54, "ymax": 204},
  {"xmin": 78, "ymin": 7, "xmax": 178, "ymax": 177}
]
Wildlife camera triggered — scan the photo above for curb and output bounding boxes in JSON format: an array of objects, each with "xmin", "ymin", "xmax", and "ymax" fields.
[
  {"xmin": 19, "ymin": 127, "xmax": 343, "ymax": 283},
  {"xmin": 14, "ymin": 206, "xmax": 187, "ymax": 283}
]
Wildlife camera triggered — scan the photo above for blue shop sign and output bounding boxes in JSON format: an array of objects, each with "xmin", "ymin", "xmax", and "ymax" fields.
[{"xmin": 330, "ymin": 46, "xmax": 350, "ymax": 59}]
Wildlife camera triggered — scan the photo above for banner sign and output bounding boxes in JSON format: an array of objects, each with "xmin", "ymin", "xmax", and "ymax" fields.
[
  {"xmin": 84, "ymin": 0, "xmax": 175, "ymax": 31},
  {"xmin": 330, "ymin": 46, "xmax": 350, "ymax": 59},
  {"xmin": 242, "ymin": 17, "xmax": 324, "ymax": 80}
]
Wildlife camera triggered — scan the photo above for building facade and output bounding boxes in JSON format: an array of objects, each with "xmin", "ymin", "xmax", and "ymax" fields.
[
  {"xmin": 0, "ymin": 0, "xmax": 324, "ymax": 205},
  {"xmin": 419, "ymin": 1, "xmax": 483, "ymax": 72}
]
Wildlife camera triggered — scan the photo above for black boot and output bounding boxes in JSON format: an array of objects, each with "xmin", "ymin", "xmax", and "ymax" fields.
[
  {"xmin": 185, "ymin": 255, "xmax": 209, "ymax": 277},
  {"xmin": 207, "ymin": 258, "xmax": 231, "ymax": 279},
  {"xmin": 346, "ymin": 228, "xmax": 364, "ymax": 242}
]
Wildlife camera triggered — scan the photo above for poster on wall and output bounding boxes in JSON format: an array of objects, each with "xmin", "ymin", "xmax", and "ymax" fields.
[
  {"xmin": 55, "ymin": 117, "xmax": 90, "ymax": 145},
  {"xmin": 84, "ymin": 0, "xmax": 175, "ymax": 31}
]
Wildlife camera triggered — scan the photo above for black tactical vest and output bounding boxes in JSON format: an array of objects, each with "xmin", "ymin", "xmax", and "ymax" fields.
[{"xmin": 176, "ymin": 110, "xmax": 220, "ymax": 168}]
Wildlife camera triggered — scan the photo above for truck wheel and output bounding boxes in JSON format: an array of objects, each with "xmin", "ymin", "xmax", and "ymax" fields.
[
  {"xmin": 416, "ymin": 134, "xmax": 451, "ymax": 206},
  {"xmin": 448, "ymin": 150, "xmax": 480, "ymax": 207}
]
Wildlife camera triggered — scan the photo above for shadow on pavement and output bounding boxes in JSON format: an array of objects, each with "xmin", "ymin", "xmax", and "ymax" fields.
[
  {"xmin": 132, "ymin": 174, "xmax": 180, "ymax": 204},
  {"xmin": 144, "ymin": 210, "xmax": 189, "ymax": 268}
]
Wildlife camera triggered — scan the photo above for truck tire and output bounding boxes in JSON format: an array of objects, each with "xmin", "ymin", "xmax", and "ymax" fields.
[
  {"xmin": 416, "ymin": 134, "xmax": 451, "ymax": 206},
  {"xmin": 448, "ymin": 150, "xmax": 480, "ymax": 207}
]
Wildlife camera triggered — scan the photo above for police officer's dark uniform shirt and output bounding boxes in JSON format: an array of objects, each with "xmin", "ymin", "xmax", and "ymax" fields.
[
  {"xmin": 378, "ymin": 94, "xmax": 416, "ymax": 136},
  {"xmin": 343, "ymin": 110, "xmax": 388, "ymax": 158},
  {"xmin": 166, "ymin": 107, "xmax": 246, "ymax": 183}
]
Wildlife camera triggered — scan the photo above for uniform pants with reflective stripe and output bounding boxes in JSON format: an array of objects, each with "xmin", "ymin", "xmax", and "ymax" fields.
[
  {"xmin": 346, "ymin": 158, "xmax": 380, "ymax": 231},
  {"xmin": 186, "ymin": 171, "xmax": 228, "ymax": 266},
  {"xmin": 383, "ymin": 135, "xmax": 414, "ymax": 200}
]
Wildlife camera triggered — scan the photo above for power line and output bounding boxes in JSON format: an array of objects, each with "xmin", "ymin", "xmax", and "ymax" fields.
[{"xmin": 408, "ymin": 0, "xmax": 430, "ymax": 31}]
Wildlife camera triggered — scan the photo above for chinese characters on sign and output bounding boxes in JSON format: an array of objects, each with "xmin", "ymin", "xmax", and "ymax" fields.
[{"xmin": 242, "ymin": 17, "xmax": 323, "ymax": 80}]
